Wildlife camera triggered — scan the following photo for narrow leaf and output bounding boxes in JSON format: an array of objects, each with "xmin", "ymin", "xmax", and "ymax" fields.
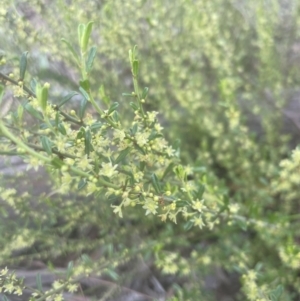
[
  {"xmin": 57, "ymin": 123, "xmax": 66, "ymax": 135},
  {"xmin": 81, "ymin": 21, "xmax": 94, "ymax": 53},
  {"xmin": 114, "ymin": 147, "xmax": 131, "ymax": 164},
  {"xmin": 24, "ymin": 103, "xmax": 43, "ymax": 120},
  {"xmin": 40, "ymin": 136, "xmax": 52, "ymax": 155},
  {"xmin": 106, "ymin": 269, "xmax": 119, "ymax": 281},
  {"xmin": 40, "ymin": 84, "xmax": 49, "ymax": 111},
  {"xmin": 132, "ymin": 60, "xmax": 139, "ymax": 77},
  {"xmin": 81, "ymin": 254, "xmax": 92, "ymax": 265},
  {"xmin": 99, "ymin": 85, "xmax": 110, "ymax": 106},
  {"xmin": 51, "ymin": 157, "xmax": 64, "ymax": 169},
  {"xmin": 84, "ymin": 128, "xmax": 93, "ymax": 155},
  {"xmin": 79, "ymin": 86, "xmax": 90, "ymax": 101},
  {"xmin": 161, "ymin": 162, "xmax": 175, "ymax": 180},
  {"xmin": 151, "ymin": 173, "xmax": 161, "ymax": 194},
  {"xmin": 78, "ymin": 178, "xmax": 87, "ymax": 190},
  {"xmin": 129, "ymin": 102, "xmax": 139, "ymax": 111},
  {"xmin": 107, "ymin": 102, "xmax": 119, "ymax": 115},
  {"xmin": 122, "ymin": 93, "xmax": 135, "ymax": 97},
  {"xmin": 141, "ymin": 87, "xmax": 149, "ymax": 99},
  {"xmin": 36, "ymin": 273, "xmax": 43, "ymax": 291},
  {"xmin": 86, "ymin": 46, "xmax": 97, "ymax": 72},
  {"xmin": 30, "ymin": 78, "xmax": 37, "ymax": 92},
  {"xmin": 78, "ymin": 97, "xmax": 88, "ymax": 119},
  {"xmin": 55, "ymin": 111, "xmax": 59, "ymax": 127},
  {"xmin": 58, "ymin": 91, "xmax": 77, "ymax": 108},
  {"xmin": 128, "ymin": 49, "xmax": 133, "ymax": 64},
  {"xmin": 61, "ymin": 38, "xmax": 80, "ymax": 64},
  {"xmin": 131, "ymin": 123, "xmax": 138, "ymax": 135},
  {"xmin": 148, "ymin": 131, "xmax": 162, "ymax": 141},
  {"xmin": 66, "ymin": 261, "xmax": 74, "ymax": 279},
  {"xmin": 90, "ymin": 122, "xmax": 102, "ymax": 131},
  {"xmin": 17, "ymin": 104, "xmax": 24, "ymax": 121},
  {"xmin": 19, "ymin": 51, "xmax": 28, "ymax": 81},
  {"xmin": 76, "ymin": 127, "xmax": 85, "ymax": 139},
  {"xmin": 0, "ymin": 84, "xmax": 4, "ymax": 102},
  {"xmin": 1, "ymin": 294, "xmax": 9, "ymax": 301},
  {"xmin": 111, "ymin": 111, "xmax": 119, "ymax": 122},
  {"xmin": 184, "ymin": 221, "xmax": 194, "ymax": 231},
  {"xmin": 77, "ymin": 23, "xmax": 85, "ymax": 50},
  {"xmin": 79, "ymin": 79, "xmax": 90, "ymax": 91}
]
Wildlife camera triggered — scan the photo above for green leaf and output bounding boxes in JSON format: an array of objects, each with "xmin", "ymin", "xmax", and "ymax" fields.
[
  {"xmin": 122, "ymin": 93, "xmax": 135, "ymax": 97},
  {"xmin": 79, "ymin": 86, "xmax": 90, "ymax": 101},
  {"xmin": 114, "ymin": 147, "xmax": 131, "ymax": 164},
  {"xmin": 84, "ymin": 128, "xmax": 93, "ymax": 155},
  {"xmin": 57, "ymin": 123, "xmax": 66, "ymax": 135},
  {"xmin": 78, "ymin": 96, "xmax": 88, "ymax": 119},
  {"xmin": 131, "ymin": 123, "xmax": 138, "ymax": 135},
  {"xmin": 140, "ymin": 161, "xmax": 145, "ymax": 171},
  {"xmin": 0, "ymin": 84, "xmax": 4, "ymax": 102},
  {"xmin": 58, "ymin": 91, "xmax": 77, "ymax": 108},
  {"xmin": 19, "ymin": 51, "xmax": 28, "ymax": 81},
  {"xmin": 193, "ymin": 184, "xmax": 205, "ymax": 199},
  {"xmin": 90, "ymin": 122, "xmax": 102, "ymax": 131},
  {"xmin": 86, "ymin": 46, "xmax": 97, "ymax": 72},
  {"xmin": 107, "ymin": 102, "xmax": 119, "ymax": 115},
  {"xmin": 141, "ymin": 87, "xmax": 149, "ymax": 99},
  {"xmin": 30, "ymin": 78, "xmax": 37, "ymax": 92},
  {"xmin": 151, "ymin": 173, "xmax": 162, "ymax": 194},
  {"xmin": 148, "ymin": 131, "xmax": 162, "ymax": 141},
  {"xmin": 173, "ymin": 165, "xmax": 185, "ymax": 180},
  {"xmin": 36, "ymin": 83, "xmax": 49, "ymax": 112},
  {"xmin": 235, "ymin": 217, "xmax": 248, "ymax": 231},
  {"xmin": 17, "ymin": 104, "xmax": 24, "ymax": 121},
  {"xmin": 161, "ymin": 162, "xmax": 175, "ymax": 180},
  {"xmin": 1, "ymin": 294, "xmax": 9, "ymax": 301},
  {"xmin": 24, "ymin": 103, "xmax": 43, "ymax": 120},
  {"xmin": 129, "ymin": 102, "xmax": 139, "ymax": 111},
  {"xmin": 81, "ymin": 21, "xmax": 94, "ymax": 53},
  {"xmin": 128, "ymin": 48, "xmax": 133, "ymax": 64},
  {"xmin": 79, "ymin": 79, "xmax": 90, "ymax": 91},
  {"xmin": 51, "ymin": 157, "xmax": 64, "ymax": 169},
  {"xmin": 40, "ymin": 136, "xmax": 52, "ymax": 155},
  {"xmin": 77, "ymin": 23, "xmax": 85, "ymax": 49},
  {"xmin": 184, "ymin": 221, "xmax": 194, "ymax": 231},
  {"xmin": 61, "ymin": 38, "xmax": 80, "ymax": 64},
  {"xmin": 129, "ymin": 46, "xmax": 138, "ymax": 69},
  {"xmin": 78, "ymin": 178, "xmax": 87, "ymax": 190},
  {"xmin": 55, "ymin": 111, "xmax": 59, "ymax": 127},
  {"xmin": 270, "ymin": 285, "xmax": 284, "ymax": 301},
  {"xmin": 76, "ymin": 127, "xmax": 85, "ymax": 139},
  {"xmin": 40, "ymin": 85, "xmax": 49, "ymax": 111},
  {"xmin": 111, "ymin": 111, "xmax": 119, "ymax": 123},
  {"xmin": 10, "ymin": 111, "xmax": 18, "ymax": 124},
  {"xmin": 106, "ymin": 269, "xmax": 119, "ymax": 281},
  {"xmin": 132, "ymin": 60, "xmax": 139, "ymax": 77},
  {"xmin": 36, "ymin": 273, "xmax": 42, "ymax": 291},
  {"xmin": 220, "ymin": 195, "xmax": 230, "ymax": 212},
  {"xmin": 99, "ymin": 85, "xmax": 110, "ymax": 106},
  {"xmin": 66, "ymin": 261, "xmax": 74, "ymax": 279},
  {"xmin": 81, "ymin": 253, "xmax": 92, "ymax": 265}
]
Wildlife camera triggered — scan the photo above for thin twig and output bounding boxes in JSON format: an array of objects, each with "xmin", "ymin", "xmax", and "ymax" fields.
[{"xmin": 0, "ymin": 71, "xmax": 84, "ymax": 126}]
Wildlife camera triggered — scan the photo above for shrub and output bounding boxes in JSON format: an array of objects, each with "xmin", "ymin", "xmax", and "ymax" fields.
[{"xmin": 0, "ymin": 1, "xmax": 300, "ymax": 300}]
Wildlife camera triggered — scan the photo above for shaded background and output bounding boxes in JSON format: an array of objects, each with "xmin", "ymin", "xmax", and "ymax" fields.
[{"xmin": 1, "ymin": 0, "xmax": 300, "ymax": 300}]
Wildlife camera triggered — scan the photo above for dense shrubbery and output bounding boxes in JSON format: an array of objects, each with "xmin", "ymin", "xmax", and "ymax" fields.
[{"xmin": 1, "ymin": 1, "xmax": 300, "ymax": 300}]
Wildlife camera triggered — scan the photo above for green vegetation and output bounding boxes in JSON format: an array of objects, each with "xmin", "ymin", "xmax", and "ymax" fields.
[{"xmin": 0, "ymin": 1, "xmax": 300, "ymax": 300}]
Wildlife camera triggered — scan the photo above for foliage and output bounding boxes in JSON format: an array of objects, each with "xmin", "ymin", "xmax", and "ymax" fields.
[{"xmin": 0, "ymin": 0, "xmax": 300, "ymax": 300}]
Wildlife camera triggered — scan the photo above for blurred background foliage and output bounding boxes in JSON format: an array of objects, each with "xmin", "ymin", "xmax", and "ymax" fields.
[{"xmin": 1, "ymin": 0, "xmax": 300, "ymax": 300}]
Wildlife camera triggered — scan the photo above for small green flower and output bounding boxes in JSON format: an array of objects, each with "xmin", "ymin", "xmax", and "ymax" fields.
[{"xmin": 99, "ymin": 162, "xmax": 118, "ymax": 178}]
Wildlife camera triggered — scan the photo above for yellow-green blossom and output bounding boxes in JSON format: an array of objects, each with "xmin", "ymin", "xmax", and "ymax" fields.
[{"xmin": 99, "ymin": 162, "xmax": 118, "ymax": 177}]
